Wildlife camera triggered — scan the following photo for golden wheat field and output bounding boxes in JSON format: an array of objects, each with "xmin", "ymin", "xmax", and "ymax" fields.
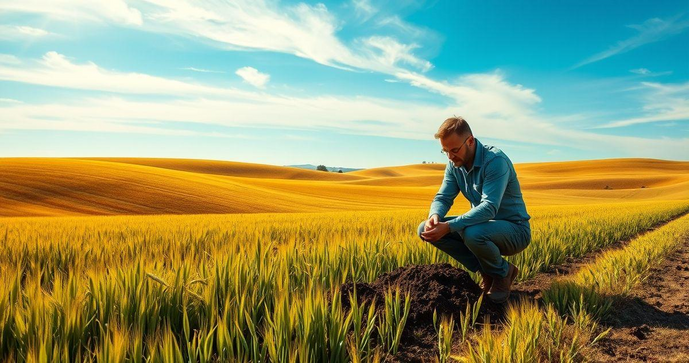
[
  {"xmin": 1, "ymin": 157, "xmax": 689, "ymax": 362},
  {"xmin": 1, "ymin": 157, "xmax": 688, "ymax": 216}
]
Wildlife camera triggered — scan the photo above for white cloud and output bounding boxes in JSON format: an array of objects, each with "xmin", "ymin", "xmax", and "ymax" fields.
[
  {"xmin": 0, "ymin": 0, "xmax": 142, "ymax": 25},
  {"xmin": 396, "ymin": 70, "xmax": 541, "ymax": 117},
  {"xmin": 0, "ymin": 98, "xmax": 22, "ymax": 104},
  {"xmin": 181, "ymin": 67, "xmax": 225, "ymax": 74},
  {"xmin": 15, "ymin": 26, "xmax": 49, "ymax": 36},
  {"xmin": 377, "ymin": 15, "xmax": 426, "ymax": 38},
  {"xmin": 628, "ymin": 68, "xmax": 673, "ymax": 78},
  {"xmin": 0, "ymin": 52, "xmax": 685, "ymax": 159},
  {"xmin": 630, "ymin": 68, "xmax": 651, "ymax": 75},
  {"xmin": 595, "ymin": 81, "xmax": 689, "ymax": 129},
  {"xmin": 3, "ymin": 94, "xmax": 687, "ymax": 159},
  {"xmin": 0, "ymin": 51, "xmax": 258, "ymax": 99},
  {"xmin": 352, "ymin": 0, "xmax": 376, "ymax": 21},
  {"xmin": 0, "ymin": 1, "xmax": 436, "ymax": 80},
  {"xmin": 133, "ymin": 0, "xmax": 432, "ymax": 75},
  {"xmin": 0, "ymin": 25, "xmax": 52, "ymax": 40},
  {"xmin": 573, "ymin": 14, "xmax": 689, "ymax": 69},
  {"xmin": 0, "ymin": 54, "xmax": 22, "ymax": 64},
  {"xmin": 360, "ymin": 36, "xmax": 432, "ymax": 72},
  {"xmin": 0, "ymin": 94, "xmax": 447, "ymax": 141},
  {"xmin": 235, "ymin": 66, "xmax": 270, "ymax": 88},
  {"xmin": 0, "ymin": 85, "xmax": 686, "ymax": 160}
]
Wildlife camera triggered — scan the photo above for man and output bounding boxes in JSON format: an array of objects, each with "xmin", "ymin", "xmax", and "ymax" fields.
[{"xmin": 418, "ymin": 116, "xmax": 531, "ymax": 303}]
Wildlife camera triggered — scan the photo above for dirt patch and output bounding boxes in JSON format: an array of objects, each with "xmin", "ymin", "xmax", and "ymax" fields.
[
  {"xmin": 339, "ymin": 263, "xmax": 503, "ymax": 362},
  {"xmin": 588, "ymin": 238, "xmax": 689, "ymax": 362}
]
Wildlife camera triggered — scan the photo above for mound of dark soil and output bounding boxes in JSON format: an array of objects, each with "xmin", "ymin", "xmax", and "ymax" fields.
[{"xmin": 338, "ymin": 263, "xmax": 504, "ymax": 362}]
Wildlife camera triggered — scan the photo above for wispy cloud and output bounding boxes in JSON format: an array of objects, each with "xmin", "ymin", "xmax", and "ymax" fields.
[
  {"xmin": 0, "ymin": 98, "xmax": 22, "ymax": 104},
  {"xmin": 629, "ymin": 68, "xmax": 673, "ymax": 77},
  {"xmin": 0, "ymin": 0, "xmax": 436, "ymax": 88},
  {"xmin": 0, "ymin": 52, "xmax": 603, "ymax": 149},
  {"xmin": 0, "ymin": 25, "xmax": 53, "ymax": 40},
  {"xmin": 360, "ymin": 36, "xmax": 433, "ymax": 72},
  {"xmin": 0, "ymin": 52, "xmax": 258, "ymax": 99},
  {"xmin": 0, "ymin": 115, "xmax": 258, "ymax": 138},
  {"xmin": 181, "ymin": 67, "xmax": 225, "ymax": 74},
  {"xmin": 377, "ymin": 15, "xmax": 426, "ymax": 38},
  {"xmin": 137, "ymin": 0, "xmax": 432, "ymax": 75},
  {"xmin": 1, "ymin": 92, "xmax": 685, "ymax": 160},
  {"xmin": 351, "ymin": 0, "xmax": 376, "ymax": 21},
  {"xmin": 0, "ymin": 0, "xmax": 143, "ymax": 26},
  {"xmin": 595, "ymin": 80, "xmax": 689, "ymax": 128},
  {"xmin": 235, "ymin": 66, "xmax": 270, "ymax": 89},
  {"xmin": 0, "ymin": 52, "xmax": 686, "ymax": 160},
  {"xmin": 396, "ymin": 70, "xmax": 541, "ymax": 117},
  {"xmin": 0, "ymin": 54, "xmax": 22, "ymax": 65},
  {"xmin": 630, "ymin": 68, "xmax": 651, "ymax": 75},
  {"xmin": 572, "ymin": 14, "xmax": 689, "ymax": 69}
]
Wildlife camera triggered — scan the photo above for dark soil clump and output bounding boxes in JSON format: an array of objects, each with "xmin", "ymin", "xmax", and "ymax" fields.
[
  {"xmin": 339, "ymin": 263, "xmax": 504, "ymax": 362},
  {"xmin": 629, "ymin": 324, "xmax": 652, "ymax": 340}
]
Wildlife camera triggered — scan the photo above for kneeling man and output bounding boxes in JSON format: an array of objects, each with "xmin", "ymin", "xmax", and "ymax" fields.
[{"xmin": 418, "ymin": 116, "xmax": 531, "ymax": 303}]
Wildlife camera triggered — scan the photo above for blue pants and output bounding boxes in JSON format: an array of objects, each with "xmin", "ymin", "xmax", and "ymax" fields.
[{"xmin": 417, "ymin": 217, "xmax": 531, "ymax": 278}]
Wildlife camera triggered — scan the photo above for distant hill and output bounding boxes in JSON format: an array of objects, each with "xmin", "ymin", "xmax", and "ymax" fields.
[
  {"xmin": 0, "ymin": 158, "xmax": 424, "ymax": 216},
  {"xmin": 286, "ymin": 164, "xmax": 364, "ymax": 173},
  {"xmin": 83, "ymin": 158, "xmax": 364, "ymax": 181},
  {"xmin": 0, "ymin": 157, "xmax": 687, "ymax": 217}
]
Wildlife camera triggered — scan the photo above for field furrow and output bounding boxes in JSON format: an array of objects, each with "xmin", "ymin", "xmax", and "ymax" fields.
[{"xmin": 587, "ymin": 236, "xmax": 689, "ymax": 362}]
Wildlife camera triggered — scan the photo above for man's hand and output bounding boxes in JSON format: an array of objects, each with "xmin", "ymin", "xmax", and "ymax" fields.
[
  {"xmin": 424, "ymin": 214, "xmax": 440, "ymax": 232},
  {"xmin": 421, "ymin": 221, "xmax": 450, "ymax": 243}
]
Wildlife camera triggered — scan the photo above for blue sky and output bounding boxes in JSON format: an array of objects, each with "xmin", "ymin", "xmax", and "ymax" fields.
[{"xmin": 0, "ymin": 0, "xmax": 687, "ymax": 168}]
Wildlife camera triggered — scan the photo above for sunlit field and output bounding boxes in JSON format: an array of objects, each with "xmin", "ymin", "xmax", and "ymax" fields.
[
  {"xmin": 1, "ymin": 158, "xmax": 689, "ymax": 361},
  {"xmin": 1, "ymin": 158, "xmax": 688, "ymax": 216},
  {"xmin": 2, "ymin": 205, "xmax": 689, "ymax": 361}
]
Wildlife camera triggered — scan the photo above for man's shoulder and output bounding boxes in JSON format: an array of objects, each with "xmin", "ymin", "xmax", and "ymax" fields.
[{"xmin": 482, "ymin": 143, "xmax": 512, "ymax": 165}]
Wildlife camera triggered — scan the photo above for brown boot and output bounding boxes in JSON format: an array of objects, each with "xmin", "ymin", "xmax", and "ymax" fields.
[
  {"xmin": 478, "ymin": 271, "xmax": 493, "ymax": 294},
  {"xmin": 488, "ymin": 263, "xmax": 519, "ymax": 303}
]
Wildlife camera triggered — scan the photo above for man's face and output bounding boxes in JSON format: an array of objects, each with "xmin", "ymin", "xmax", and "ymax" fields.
[{"xmin": 440, "ymin": 132, "xmax": 472, "ymax": 167}]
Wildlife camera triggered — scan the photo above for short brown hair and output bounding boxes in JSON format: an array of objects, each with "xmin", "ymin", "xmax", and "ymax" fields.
[{"xmin": 434, "ymin": 116, "xmax": 472, "ymax": 139}]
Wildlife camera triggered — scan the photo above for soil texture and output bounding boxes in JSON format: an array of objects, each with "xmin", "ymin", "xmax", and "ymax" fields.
[
  {"xmin": 588, "ymin": 239, "xmax": 689, "ymax": 362},
  {"xmin": 339, "ymin": 263, "xmax": 503, "ymax": 362}
]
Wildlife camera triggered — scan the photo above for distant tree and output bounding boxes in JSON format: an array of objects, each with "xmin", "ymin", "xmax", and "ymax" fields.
[
  {"xmin": 316, "ymin": 164, "xmax": 328, "ymax": 172},
  {"xmin": 422, "ymin": 161, "xmax": 426, "ymax": 164},
  {"xmin": 338, "ymin": 169, "xmax": 343, "ymax": 173}
]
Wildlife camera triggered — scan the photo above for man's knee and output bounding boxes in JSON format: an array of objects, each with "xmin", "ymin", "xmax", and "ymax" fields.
[
  {"xmin": 462, "ymin": 225, "xmax": 487, "ymax": 248},
  {"xmin": 417, "ymin": 221, "xmax": 426, "ymax": 238}
]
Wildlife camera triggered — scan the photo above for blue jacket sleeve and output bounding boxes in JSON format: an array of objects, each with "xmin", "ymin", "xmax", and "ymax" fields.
[
  {"xmin": 428, "ymin": 162, "xmax": 460, "ymax": 218},
  {"xmin": 447, "ymin": 157, "xmax": 510, "ymax": 232}
]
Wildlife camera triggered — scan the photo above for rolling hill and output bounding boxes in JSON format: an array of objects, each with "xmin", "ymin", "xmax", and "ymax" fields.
[{"xmin": 0, "ymin": 157, "xmax": 687, "ymax": 217}]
